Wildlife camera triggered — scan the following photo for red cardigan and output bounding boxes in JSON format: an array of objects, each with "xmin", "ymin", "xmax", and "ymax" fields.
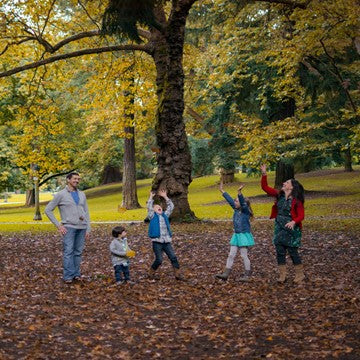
[{"xmin": 261, "ymin": 175, "xmax": 304, "ymax": 228}]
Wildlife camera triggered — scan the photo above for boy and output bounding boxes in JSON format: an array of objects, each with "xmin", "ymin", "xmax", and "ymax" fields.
[
  {"xmin": 147, "ymin": 189, "xmax": 184, "ymax": 280},
  {"xmin": 110, "ymin": 226, "xmax": 135, "ymax": 284}
]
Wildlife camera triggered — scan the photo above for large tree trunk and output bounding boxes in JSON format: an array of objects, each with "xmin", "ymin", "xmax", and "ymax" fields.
[
  {"xmin": 101, "ymin": 164, "xmax": 122, "ymax": 184},
  {"xmin": 275, "ymin": 161, "xmax": 295, "ymax": 189},
  {"xmin": 122, "ymin": 126, "xmax": 140, "ymax": 209},
  {"xmin": 343, "ymin": 147, "xmax": 353, "ymax": 172},
  {"xmin": 150, "ymin": 4, "xmax": 195, "ymax": 221}
]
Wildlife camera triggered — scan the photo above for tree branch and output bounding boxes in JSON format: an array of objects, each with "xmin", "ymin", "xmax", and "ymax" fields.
[
  {"xmin": 39, "ymin": 169, "xmax": 76, "ymax": 186},
  {"xmin": 253, "ymin": 0, "xmax": 310, "ymax": 9},
  {"xmin": 0, "ymin": 44, "xmax": 151, "ymax": 78},
  {"xmin": 320, "ymin": 39, "xmax": 357, "ymax": 114}
]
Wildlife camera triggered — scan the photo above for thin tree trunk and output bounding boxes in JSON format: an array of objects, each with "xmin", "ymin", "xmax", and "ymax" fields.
[
  {"xmin": 275, "ymin": 161, "xmax": 295, "ymax": 189},
  {"xmin": 343, "ymin": 147, "xmax": 353, "ymax": 172},
  {"xmin": 101, "ymin": 164, "xmax": 122, "ymax": 184},
  {"xmin": 122, "ymin": 126, "xmax": 140, "ymax": 209},
  {"xmin": 25, "ymin": 189, "xmax": 35, "ymax": 207}
]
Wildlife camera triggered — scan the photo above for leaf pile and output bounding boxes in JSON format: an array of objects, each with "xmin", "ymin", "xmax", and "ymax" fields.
[{"xmin": 0, "ymin": 222, "xmax": 359, "ymax": 359}]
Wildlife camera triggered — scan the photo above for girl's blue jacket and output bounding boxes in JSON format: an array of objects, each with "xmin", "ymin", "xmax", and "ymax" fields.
[{"xmin": 223, "ymin": 192, "xmax": 251, "ymax": 233}]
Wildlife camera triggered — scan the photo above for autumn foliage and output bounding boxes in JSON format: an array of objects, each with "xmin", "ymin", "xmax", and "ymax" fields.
[{"xmin": 1, "ymin": 222, "xmax": 359, "ymax": 359}]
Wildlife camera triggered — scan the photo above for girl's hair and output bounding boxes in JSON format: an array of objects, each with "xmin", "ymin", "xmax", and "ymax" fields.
[
  {"xmin": 290, "ymin": 179, "xmax": 305, "ymax": 204},
  {"xmin": 245, "ymin": 198, "xmax": 254, "ymax": 218}
]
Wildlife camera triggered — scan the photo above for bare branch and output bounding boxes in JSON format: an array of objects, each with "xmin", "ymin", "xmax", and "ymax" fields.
[
  {"xmin": 41, "ymin": 0, "xmax": 57, "ymax": 35},
  {"xmin": 78, "ymin": 0, "xmax": 101, "ymax": 31},
  {"xmin": 320, "ymin": 39, "xmax": 357, "ymax": 113},
  {"xmin": 253, "ymin": 0, "xmax": 309, "ymax": 9},
  {"xmin": 39, "ymin": 169, "xmax": 76, "ymax": 186},
  {"xmin": 0, "ymin": 44, "xmax": 151, "ymax": 78}
]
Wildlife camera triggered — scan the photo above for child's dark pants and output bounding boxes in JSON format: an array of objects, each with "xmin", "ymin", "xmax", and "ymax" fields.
[
  {"xmin": 275, "ymin": 244, "xmax": 301, "ymax": 265},
  {"xmin": 114, "ymin": 264, "xmax": 130, "ymax": 282},
  {"xmin": 151, "ymin": 242, "xmax": 179, "ymax": 270}
]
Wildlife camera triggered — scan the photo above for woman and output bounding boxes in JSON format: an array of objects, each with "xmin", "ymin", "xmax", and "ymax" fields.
[{"xmin": 260, "ymin": 164, "xmax": 305, "ymax": 284}]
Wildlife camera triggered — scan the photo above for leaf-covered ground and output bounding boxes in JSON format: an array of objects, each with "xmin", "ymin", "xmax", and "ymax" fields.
[{"xmin": 1, "ymin": 222, "xmax": 359, "ymax": 359}]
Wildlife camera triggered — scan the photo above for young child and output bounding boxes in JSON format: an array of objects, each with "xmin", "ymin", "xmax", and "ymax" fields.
[
  {"xmin": 260, "ymin": 164, "xmax": 305, "ymax": 284},
  {"xmin": 216, "ymin": 182, "xmax": 255, "ymax": 281},
  {"xmin": 110, "ymin": 226, "xmax": 135, "ymax": 284},
  {"xmin": 147, "ymin": 189, "xmax": 183, "ymax": 280}
]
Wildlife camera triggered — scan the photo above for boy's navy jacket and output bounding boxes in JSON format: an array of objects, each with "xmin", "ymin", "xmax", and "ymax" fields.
[
  {"xmin": 148, "ymin": 213, "xmax": 172, "ymax": 238},
  {"xmin": 223, "ymin": 192, "xmax": 251, "ymax": 233}
]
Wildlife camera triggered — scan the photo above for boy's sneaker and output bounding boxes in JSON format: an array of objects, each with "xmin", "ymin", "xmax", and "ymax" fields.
[
  {"xmin": 116, "ymin": 280, "xmax": 125, "ymax": 285},
  {"xmin": 64, "ymin": 279, "xmax": 73, "ymax": 284},
  {"xmin": 124, "ymin": 280, "xmax": 136, "ymax": 285}
]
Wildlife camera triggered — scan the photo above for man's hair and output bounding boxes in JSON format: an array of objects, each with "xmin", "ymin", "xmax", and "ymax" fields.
[
  {"xmin": 112, "ymin": 226, "xmax": 126, "ymax": 238},
  {"xmin": 66, "ymin": 172, "xmax": 80, "ymax": 180}
]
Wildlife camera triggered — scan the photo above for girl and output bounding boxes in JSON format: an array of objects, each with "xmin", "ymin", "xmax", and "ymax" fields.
[
  {"xmin": 260, "ymin": 164, "xmax": 305, "ymax": 284},
  {"xmin": 216, "ymin": 182, "xmax": 255, "ymax": 281}
]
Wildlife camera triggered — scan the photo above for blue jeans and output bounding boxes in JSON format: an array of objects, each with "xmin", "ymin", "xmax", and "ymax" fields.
[
  {"xmin": 151, "ymin": 242, "xmax": 179, "ymax": 270},
  {"xmin": 63, "ymin": 227, "xmax": 86, "ymax": 280},
  {"xmin": 114, "ymin": 264, "xmax": 130, "ymax": 282}
]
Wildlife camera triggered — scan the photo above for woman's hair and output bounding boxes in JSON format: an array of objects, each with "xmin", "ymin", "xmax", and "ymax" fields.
[{"xmin": 290, "ymin": 179, "xmax": 305, "ymax": 204}]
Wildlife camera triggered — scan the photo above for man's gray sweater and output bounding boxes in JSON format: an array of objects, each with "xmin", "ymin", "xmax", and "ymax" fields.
[{"xmin": 45, "ymin": 186, "xmax": 91, "ymax": 232}]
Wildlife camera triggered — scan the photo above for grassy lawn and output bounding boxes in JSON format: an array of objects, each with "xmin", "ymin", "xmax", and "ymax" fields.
[{"xmin": 0, "ymin": 166, "xmax": 359, "ymax": 232}]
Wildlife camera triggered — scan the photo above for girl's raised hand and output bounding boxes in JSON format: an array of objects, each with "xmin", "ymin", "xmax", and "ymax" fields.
[
  {"xmin": 158, "ymin": 189, "xmax": 168, "ymax": 199},
  {"xmin": 260, "ymin": 164, "xmax": 267, "ymax": 175},
  {"xmin": 219, "ymin": 181, "xmax": 224, "ymax": 193},
  {"xmin": 238, "ymin": 184, "xmax": 245, "ymax": 193}
]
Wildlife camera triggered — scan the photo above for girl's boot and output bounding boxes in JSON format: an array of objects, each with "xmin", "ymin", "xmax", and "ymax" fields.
[
  {"xmin": 215, "ymin": 268, "xmax": 231, "ymax": 280},
  {"xmin": 294, "ymin": 264, "xmax": 305, "ymax": 284},
  {"xmin": 277, "ymin": 265, "xmax": 287, "ymax": 283},
  {"xmin": 239, "ymin": 270, "xmax": 252, "ymax": 282}
]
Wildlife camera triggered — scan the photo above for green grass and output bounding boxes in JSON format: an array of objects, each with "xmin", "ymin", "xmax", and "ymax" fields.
[{"xmin": 0, "ymin": 166, "xmax": 359, "ymax": 232}]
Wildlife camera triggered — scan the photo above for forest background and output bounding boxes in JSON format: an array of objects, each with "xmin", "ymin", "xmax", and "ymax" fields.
[{"xmin": 0, "ymin": 0, "xmax": 359, "ymax": 222}]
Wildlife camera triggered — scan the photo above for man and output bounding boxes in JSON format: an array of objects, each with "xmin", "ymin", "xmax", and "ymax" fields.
[{"xmin": 45, "ymin": 172, "xmax": 91, "ymax": 283}]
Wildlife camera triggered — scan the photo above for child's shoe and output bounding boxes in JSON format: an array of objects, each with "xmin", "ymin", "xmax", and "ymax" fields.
[
  {"xmin": 173, "ymin": 267, "xmax": 185, "ymax": 281},
  {"xmin": 148, "ymin": 268, "xmax": 160, "ymax": 280},
  {"xmin": 239, "ymin": 270, "xmax": 252, "ymax": 282},
  {"xmin": 215, "ymin": 268, "xmax": 231, "ymax": 280}
]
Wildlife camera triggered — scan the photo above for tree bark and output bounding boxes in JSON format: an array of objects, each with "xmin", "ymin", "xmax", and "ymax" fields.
[
  {"xmin": 220, "ymin": 169, "xmax": 235, "ymax": 184},
  {"xmin": 275, "ymin": 161, "xmax": 295, "ymax": 189},
  {"xmin": 122, "ymin": 126, "xmax": 141, "ymax": 209},
  {"xmin": 343, "ymin": 147, "xmax": 353, "ymax": 172},
  {"xmin": 101, "ymin": 164, "xmax": 122, "ymax": 184},
  {"xmin": 25, "ymin": 189, "xmax": 35, "ymax": 207},
  {"xmin": 150, "ymin": 4, "xmax": 196, "ymax": 221}
]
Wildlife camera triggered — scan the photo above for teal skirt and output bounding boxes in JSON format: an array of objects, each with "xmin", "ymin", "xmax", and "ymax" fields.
[{"xmin": 230, "ymin": 232, "xmax": 255, "ymax": 247}]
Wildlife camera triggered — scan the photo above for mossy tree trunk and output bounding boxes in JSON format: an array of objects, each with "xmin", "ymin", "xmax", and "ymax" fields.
[{"xmin": 150, "ymin": 3, "xmax": 195, "ymax": 221}]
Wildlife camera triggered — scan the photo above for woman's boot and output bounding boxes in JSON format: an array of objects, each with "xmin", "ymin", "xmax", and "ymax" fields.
[
  {"xmin": 294, "ymin": 264, "xmax": 305, "ymax": 284},
  {"xmin": 277, "ymin": 265, "xmax": 287, "ymax": 283},
  {"xmin": 215, "ymin": 268, "xmax": 231, "ymax": 280}
]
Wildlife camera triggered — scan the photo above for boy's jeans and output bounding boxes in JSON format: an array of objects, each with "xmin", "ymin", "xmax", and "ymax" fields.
[
  {"xmin": 114, "ymin": 264, "xmax": 130, "ymax": 282},
  {"xmin": 151, "ymin": 241, "xmax": 179, "ymax": 270},
  {"xmin": 63, "ymin": 227, "xmax": 86, "ymax": 280}
]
